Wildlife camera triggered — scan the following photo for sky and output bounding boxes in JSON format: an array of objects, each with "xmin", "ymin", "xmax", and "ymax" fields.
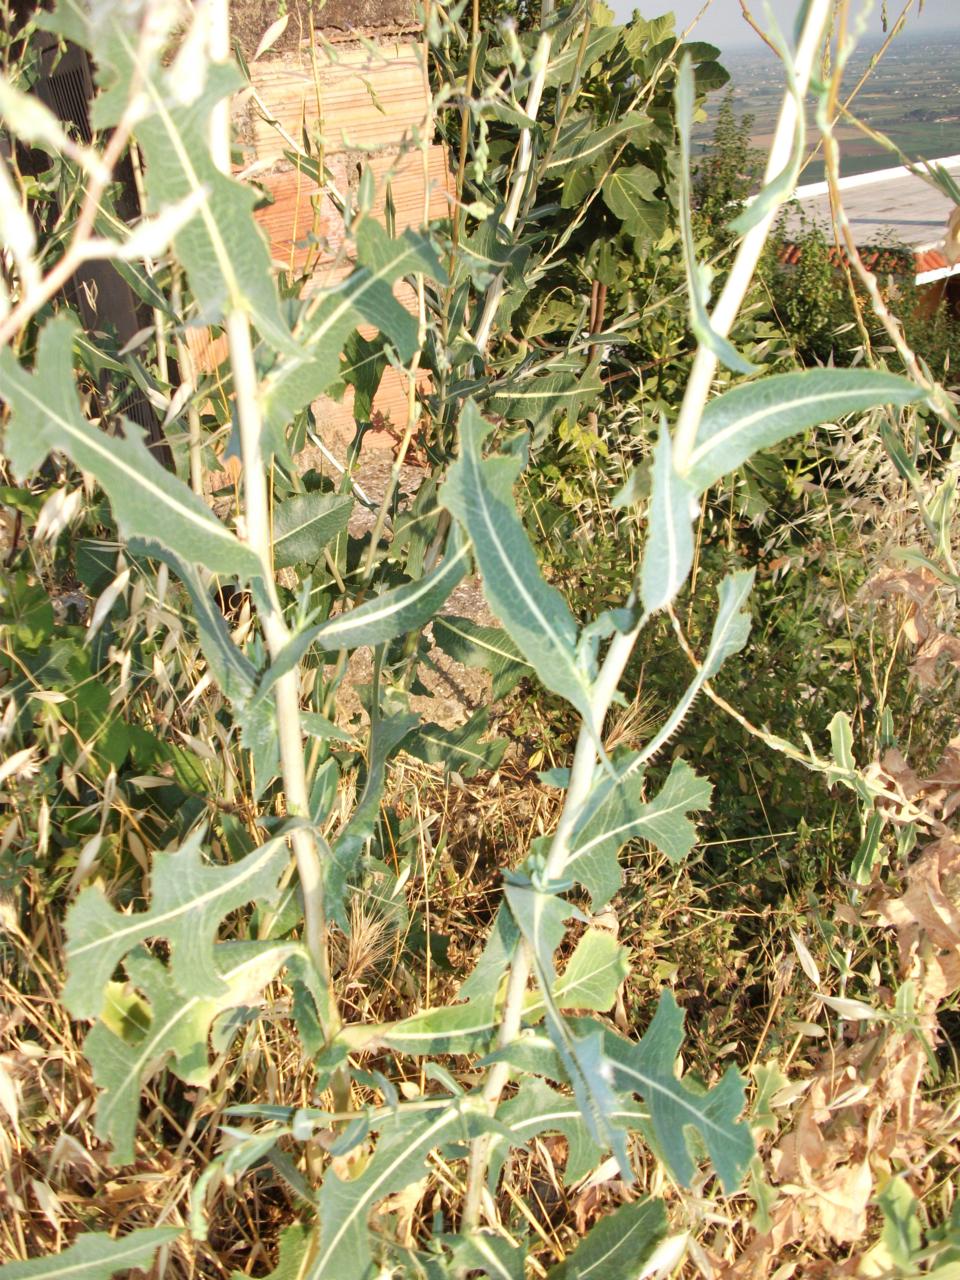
[{"xmin": 606, "ymin": 0, "xmax": 960, "ymax": 50}]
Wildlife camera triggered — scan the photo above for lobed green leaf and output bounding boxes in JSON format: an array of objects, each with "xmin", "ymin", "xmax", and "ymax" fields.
[
  {"xmin": 401, "ymin": 708, "xmax": 508, "ymax": 778},
  {"xmin": 0, "ymin": 1229, "xmax": 181, "ymax": 1280},
  {"xmin": 603, "ymin": 991, "xmax": 754, "ymax": 1192},
  {"xmin": 601, "ymin": 166, "xmax": 667, "ymax": 242},
  {"xmin": 567, "ymin": 757, "xmax": 713, "ymax": 908},
  {"xmin": 64, "ymin": 829, "xmax": 288, "ymax": 1019},
  {"xmin": 353, "ymin": 926, "xmax": 628, "ymax": 1058},
  {"xmin": 0, "ymin": 317, "xmax": 260, "ymax": 583},
  {"xmin": 545, "ymin": 111, "xmax": 652, "ymax": 171},
  {"xmin": 311, "ymin": 1101, "xmax": 490, "ymax": 1280},
  {"xmin": 85, "ymin": 942, "xmax": 294, "ymax": 1164},
  {"xmin": 496, "ymin": 1078, "xmax": 646, "ymax": 1189},
  {"xmin": 505, "ymin": 882, "xmax": 633, "ymax": 1178}
]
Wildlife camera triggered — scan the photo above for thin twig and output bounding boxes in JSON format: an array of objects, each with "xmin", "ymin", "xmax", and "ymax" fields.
[{"xmin": 472, "ymin": 33, "xmax": 551, "ymax": 355}]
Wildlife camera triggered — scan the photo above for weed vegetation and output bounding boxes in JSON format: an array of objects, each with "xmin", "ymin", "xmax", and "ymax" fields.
[{"xmin": 0, "ymin": 1, "xmax": 959, "ymax": 1277}]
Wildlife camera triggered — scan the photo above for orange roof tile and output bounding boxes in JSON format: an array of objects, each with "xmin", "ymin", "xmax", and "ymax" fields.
[{"xmin": 778, "ymin": 242, "xmax": 948, "ymax": 275}]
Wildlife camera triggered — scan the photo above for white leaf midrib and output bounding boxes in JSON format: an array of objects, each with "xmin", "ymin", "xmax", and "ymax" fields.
[
  {"xmin": 69, "ymin": 842, "xmax": 281, "ymax": 959},
  {"xmin": 689, "ymin": 384, "xmax": 914, "ymax": 474}
]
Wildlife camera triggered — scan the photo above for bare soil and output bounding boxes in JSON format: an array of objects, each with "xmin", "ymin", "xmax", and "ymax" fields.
[{"xmin": 297, "ymin": 431, "xmax": 499, "ymax": 732}]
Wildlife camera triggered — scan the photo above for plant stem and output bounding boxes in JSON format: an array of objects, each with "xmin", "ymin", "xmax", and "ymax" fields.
[
  {"xmin": 472, "ymin": 34, "xmax": 551, "ymax": 355},
  {"xmin": 207, "ymin": 0, "xmax": 342, "ymax": 1064},
  {"xmin": 128, "ymin": 137, "xmax": 169, "ymax": 388},
  {"xmin": 225, "ymin": 309, "xmax": 332, "ymax": 992},
  {"xmin": 169, "ymin": 270, "xmax": 205, "ymax": 496},
  {"xmin": 449, "ymin": 0, "xmax": 480, "ymax": 262},
  {"xmin": 461, "ymin": 620, "xmax": 641, "ymax": 1227},
  {"xmin": 671, "ymin": 0, "xmax": 832, "ymax": 472},
  {"xmin": 465, "ymin": 0, "xmax": 832, "ymax": 1229},
  {"xmin": 461, "ymin": 24, "xmax": 650, "ymax": 1231}
]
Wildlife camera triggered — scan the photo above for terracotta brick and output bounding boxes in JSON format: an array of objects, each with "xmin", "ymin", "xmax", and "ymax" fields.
[
  {"xmin": 251, "ymin": 145, "xmax": 451, "ymax": 282},
  {"xmin": 253, "ymin": 164, "xmax": 346, "ymax": 274},
  {"xmin": 192, "ymin": 29, "xmax": 447, "ymax": 447},
  {"xmin": 248, "ymin": 41, "xmax": 429, "ymax": 166},
  {"xmin": 365, "ymin": 146, "xmax": 454, "ymax": 233}
]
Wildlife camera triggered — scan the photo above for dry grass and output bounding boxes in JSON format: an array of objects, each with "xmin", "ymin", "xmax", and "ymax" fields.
[
  {"xmin": 4, "ymin": 702, "xmax": 959, "ymax": 1276},
  {"xmin": 2, "ymin": 402, "xmax": 959, "ymax": 1277}
]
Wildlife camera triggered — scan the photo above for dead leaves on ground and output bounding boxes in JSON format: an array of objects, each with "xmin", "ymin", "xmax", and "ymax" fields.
[
  {"xmin": 878, "ymin": 835, "xmax": 960, "ymax": 1011},
  {"xmin": 716, "ymin": 821, "xmax": 960, "ymax": 1276},
  {"xmin": 866, "ymin": 565, "xmax": 960, "ymax": 690}
]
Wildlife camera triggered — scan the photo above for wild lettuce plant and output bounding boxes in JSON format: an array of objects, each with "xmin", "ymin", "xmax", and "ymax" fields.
[{"xmin": 0, "ymin": 0, "xmax": 937, "ymax": 1275}]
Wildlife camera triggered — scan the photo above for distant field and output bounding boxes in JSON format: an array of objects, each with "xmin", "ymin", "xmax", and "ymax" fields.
[{"xmin": 694, "ymin": 28, "xmax": 960, "ymax": 182}]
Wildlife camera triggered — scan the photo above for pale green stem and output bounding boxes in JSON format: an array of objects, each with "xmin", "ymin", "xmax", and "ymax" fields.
[
  {"xmin": 207, "ymin": 0, "xmax": 338, "ymax": 1041},
  {"xmin": 671, "ymin": 0, "xmax": 832, "ymax": 473},
  {"xmin": 169, "ymin": 270, "xmax": 205, "ymax": 496},
  {"xmin": 464, "ymin": 0, "xmax": 833, "ymax": 1229},
  {"xmin": 127, "ymin": 138, "xmax": 168, "ymax": 387},
  {"xmin": 225, "ymin": 310, "xmax": 332, "ymax": 994},
  {"xmin": 461, "ymin": 621, "xmax": 641, "ymax": 1227},
  {"xmin": 472, "ymin": 35, "xmax": 551, "ymax": 355}
]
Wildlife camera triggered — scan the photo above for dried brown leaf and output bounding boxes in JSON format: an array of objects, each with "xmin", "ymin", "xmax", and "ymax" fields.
[{"xmin": 909, "ymin": 629, "xmax": 960, "ymax": 689}]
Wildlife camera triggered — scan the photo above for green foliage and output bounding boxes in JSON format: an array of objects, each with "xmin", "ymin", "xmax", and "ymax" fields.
[
  {"xmin": 546, "ymin": 1199, "xmax": 668, "ymax": 1278},
  {"xmin": 762, "ymin": 216, "xmax": 850, "ymax": 363},
  {"xmin": 261, "ymin": 222, "xmax": 444, "ymax": 456},
  {"xmin": 641, "ymin": 425, "xmax": 699, "ymax": 612},
  {"xmin": 432, "ymin": 614, "xmax": 532, "ymax": 698},
  {"xmin": 356, "ymin": 925, "xmax": 630, "ymax": 1057},
  {"xmin": 1, "ymin": 0, "xmax": 952, "ymax": 1274},
  {"xmin": 495, "ymin": 1077, "xmax": 646, "ymax": 1187},
  {"xmin": 402, "ymin": 708, "xmax": 509, "ymax": 777},
  {"xmin": 272, "ymin": 493, "xmax": 354, "ymax": 570},
  {"xmin": 86, "ymin": 941, "xmax": 295, "ymax": 1163},
  {"xmin": 693, "ymin": 89, "xmax": 763, "ymax": 229},
  {"xmin": 307, "ymin": 527, "xmax": 470, "ymax": 652},
  {"xmin": 0, "ymin": 317, "xmax": 260, "ymax": 580},
  {"xmin": 441, "ymin": 402, "xmax": 595, "ymax": 718},
  {"xmin": 677, "ymin": 58, "xmax": 757, "ymax": 376},
  {"xmin": 685, "ymin": 368, "xmax": 926, "ymax": 490},
  {"xmin": 760, "ymin": 215, "xmax": 960, "ymax": 378},
  {"xmin": 0, "ymin": 1229, "xmax": 180, "ymax": 1280},
  {"xmin": 567, "ymin": 756, "xmax": 713, "ymax": 907},
  {"xmin": 326, "ymin": 708, "xmax": 419, "ymax": 928},
  {"xmin": 602, "ymin": 992, "xmax": 754, "ymax": 1192},
  {"xmin": 312, "ymin": 1100, "xmax": 491, "ymax": 1279},
  {"xmin": 64, "ymin": 830, "xmax": 288, "ymax": 1018}
]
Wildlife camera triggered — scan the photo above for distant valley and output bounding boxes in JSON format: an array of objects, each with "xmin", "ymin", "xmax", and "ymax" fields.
[{"xmin": 695, "ymin": 27, "xmax": 960, "ymax": 181}]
